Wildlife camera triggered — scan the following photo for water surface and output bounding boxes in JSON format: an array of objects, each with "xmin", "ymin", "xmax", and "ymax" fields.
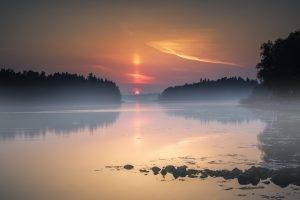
[{"xmin": 0, "ymin": 102, "xmax": 299, "ymax": 199}]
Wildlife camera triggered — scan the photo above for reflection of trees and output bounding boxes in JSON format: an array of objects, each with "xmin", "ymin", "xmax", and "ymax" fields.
[
  {"xmin": 162, "ymin": 103, "xmax": 260, "ymax": 124},
  {"xmin": 162, "ymin": 102, "xmax": 300, "ymax": 168},
  {"xmin": 0, "ymin": 106, "xmax": 120, "ymax": 140},
  {"xmin": 258, "ymin": 110, "xmax": 300, "ymax": 168}
]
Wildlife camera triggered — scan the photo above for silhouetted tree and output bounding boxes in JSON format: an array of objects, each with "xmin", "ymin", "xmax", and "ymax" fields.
[{"xmin": 256, "ymin": 30, "xmax": 300, "ymax": 98}]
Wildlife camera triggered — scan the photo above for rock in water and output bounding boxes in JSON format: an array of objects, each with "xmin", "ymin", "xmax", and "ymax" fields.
[
  {"xmin": 177, "ymin": 165, "xmax": 188, "ymax": 177},
  {"xmin": 237, "ymin": 166, "xmax": 270, "ymax": 186},
  {"xmin": 187, "ymin": 169, "xmax": 199, "ymax": 177},
  {"xmin": 151, "ymin": 166, "xmax": 161, "ymax": 175},
  {"xmin": 271, "ymin": 167, "xmax": 300, "ymax": 188},
  {"xmin": 164, "ymin": 165, "xmax": 176, "ymax": 173},
  {"xmin": 200, "ymin": 173, "xmax": 208, "ymax": 179},
  {"xmin": 231, "ymin": 168, "xmax": 243, "ymax": 177},
  {"xmin": 161, "ymin": 169, "xmax": 167, "ymax": 176},
  {"xmin": 124, "ymin": 164, "xmax": 134, "ymax": 170}
]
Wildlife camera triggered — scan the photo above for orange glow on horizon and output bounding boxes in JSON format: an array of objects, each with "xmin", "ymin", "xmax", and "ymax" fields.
[{"xmin": 127, "ymin": 73, "xmax": 154, "ymax": 84}]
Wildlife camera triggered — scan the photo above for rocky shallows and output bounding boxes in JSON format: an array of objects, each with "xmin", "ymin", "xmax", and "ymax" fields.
[{"xmin": 121, "ymin": 164, "xmax": 300, "ymax": 188}]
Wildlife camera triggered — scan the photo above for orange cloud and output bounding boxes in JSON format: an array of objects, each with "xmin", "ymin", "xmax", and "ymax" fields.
[
  {"xmin": 147, "ymin": 40, "xmax": 240, "ymax": 67},
  {"xmin": 127, "ymin": 73, "xmax": 155, "ymax": 84}
]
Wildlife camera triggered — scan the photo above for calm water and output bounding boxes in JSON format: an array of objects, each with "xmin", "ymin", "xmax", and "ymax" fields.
[{"xmin": 0, "ymin": 102, "xmax": 299, "ymax": 199}]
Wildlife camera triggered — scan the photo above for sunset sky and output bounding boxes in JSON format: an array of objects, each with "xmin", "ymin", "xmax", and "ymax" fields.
[{"xmin": 1, "ymin": 0, "xmax": 300, "ymax": 93}]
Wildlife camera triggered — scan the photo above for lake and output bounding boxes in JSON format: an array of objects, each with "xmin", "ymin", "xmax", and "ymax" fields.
[{"xmin": 0, "ymin": 101, "xmax": 299, "ymax": 199}]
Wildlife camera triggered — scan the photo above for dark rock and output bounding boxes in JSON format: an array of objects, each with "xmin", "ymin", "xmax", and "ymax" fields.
[
  {"xmin": 173, "ymin": 165, "xmax": 188, "ymax": 178},
  {"xmin": 219, "ymin": 170, "xmax": 235, "ymax": 180},
  {"xmin": 257, "ymin": 167, "xmax": 273, "ymax": 180},
  {"xmin": 237, "ymin": 172, "xmax": 260, "ymax": 185},
  {"xmin": 201, "ymin": 169, "xmax": 214, "ymax": 177},
  {"xmin": 164, "ymin": 165, "xmax": 176, "ymax": 173},
  {"xmin": 200, "ymin": 173, "xmax": 208, "ymax": 179},
  {"xmin": 271, "ymin": 167, "xmax": 300, "ymax": 188},
  {"xmin": 251, "ymin": 177, "xmax": 260, "ymax": 186},
  {"xmin": 231, "ymin": 168, "xmax": 243, "ymax": 177},
  {"xmin": 139, "ymin": 169, "xmax": 149, "ymax": 173},
  {"xmin": 237, "ymin": 173, "xmax": 252, "ymax": 185},
  {"xmin": 124, "ymin": 164, "xmax": 134, "ymax": 170},
  {"xmin": 237, "ymin": 166, "xmax": 271, "ymax": 185},
  {"xmin": 168, "ymin": 165, "xmax": 188, "ymax": 179},
  {"xmin": 151, "ymin": 166, "xmax": 161, "ymax": 175},
  {"xmin": 160, "ymin": 168, "xmax": 167, "ymax": 176},
  {"xmin": 187, "ymin": 169, "xmax": 199, "ymax": 176}
]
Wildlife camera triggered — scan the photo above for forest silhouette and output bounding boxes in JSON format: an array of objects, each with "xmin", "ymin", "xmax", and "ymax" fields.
[
  {"xmin": 0, "ymin": 69, "xmax": 121, "ymax": 105},
  {"xmin": 159, "ymin": 77, "xmax": 258, "ymax": 101}
]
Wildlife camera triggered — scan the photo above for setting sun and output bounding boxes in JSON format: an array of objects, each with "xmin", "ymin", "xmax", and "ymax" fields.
[{"xmin": 132, "ymin": 88, "xmax": 141, "ymax": 96}]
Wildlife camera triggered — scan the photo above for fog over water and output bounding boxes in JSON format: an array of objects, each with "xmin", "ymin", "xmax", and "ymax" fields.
[{"xmin": 0, "ymin": 101, "xmax": 299, "ymax": 199}]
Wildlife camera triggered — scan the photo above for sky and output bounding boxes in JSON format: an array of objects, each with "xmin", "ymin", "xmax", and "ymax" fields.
[{"xmin": 1, "ymin": 0, "xmax": 300, "ymax": 93}]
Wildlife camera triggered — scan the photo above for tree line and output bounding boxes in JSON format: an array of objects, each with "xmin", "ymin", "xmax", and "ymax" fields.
[
  {"xmin": 0, "ymin": 69, "xmax": 121, "ymax": 104},
  {"xmin": 159, "ymin": 77, "xmax": 258, "ymax": 101}
]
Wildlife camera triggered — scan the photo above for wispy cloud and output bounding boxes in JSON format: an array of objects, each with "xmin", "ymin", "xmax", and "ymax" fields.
[{"xmin": 147, "ymin": 40, "xmax": 240, "ymax": 67}]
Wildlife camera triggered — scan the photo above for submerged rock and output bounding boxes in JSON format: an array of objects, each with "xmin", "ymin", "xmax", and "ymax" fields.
[
  {"xmin": 124, "ymin": 164, "xmax": 134, "ymax": 170},
  {"xmin": 151, "ymin": 166, "xmax": 161, "ymax": 175}
]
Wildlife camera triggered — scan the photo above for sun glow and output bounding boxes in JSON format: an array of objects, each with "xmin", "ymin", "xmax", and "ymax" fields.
[
  {"xmin": 133, "ymin": 53, "xmax": 141, "ymax": 65},
  {"xmin": 133, "ymin": 88, "xmax": 141, "ymax": 96}
]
